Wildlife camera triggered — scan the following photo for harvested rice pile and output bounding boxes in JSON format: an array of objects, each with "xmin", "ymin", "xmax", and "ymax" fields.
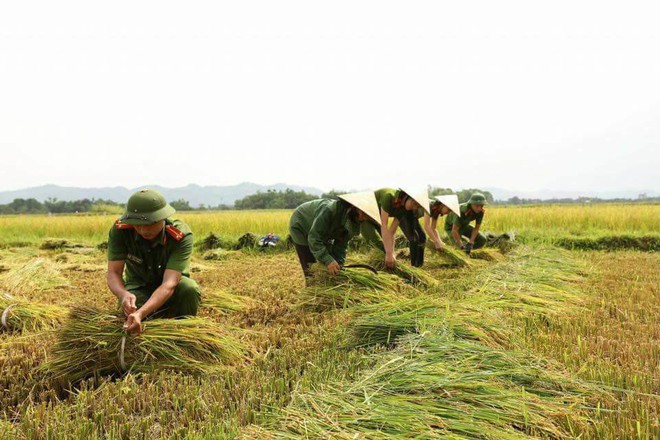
[
  {"xmin": 0, "ymin": 293, "xmax": 69, "ymax": 333},
  {"xmin": 42, "ymin": 308, "xmax": 247, "ymax": 382}
]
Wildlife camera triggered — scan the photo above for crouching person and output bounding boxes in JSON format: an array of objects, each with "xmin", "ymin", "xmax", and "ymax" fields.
[
  {"xmin": 289, "ymin": 192, "xmax": 382, "ymax": 279},
  {"xmin": 444, "ymin": 192, "xmax": 488, "ymax": 255},
  {"xmin": 106, "ymin": 189, "xmax": 201, "ymax": 335}
]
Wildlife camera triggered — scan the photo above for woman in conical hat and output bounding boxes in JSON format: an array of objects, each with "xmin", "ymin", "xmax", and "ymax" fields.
[
  {"xmin": 361, "ymin": 188, "xmax": 431, "ymax": 268},
  {"xmin": 288, "ymin": 192, "xmax": 381, "ymax": 278},
  {"xmin": 423, "ymin": 194, "xmax": 461, "ymax": 251}
]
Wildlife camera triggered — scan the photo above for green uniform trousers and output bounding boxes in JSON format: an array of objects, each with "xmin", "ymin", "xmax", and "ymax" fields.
[
  {"xmin": 446, "ymin": 225, "xmax": 487, "ymax": 249},
  {"xmin": 129, "ymin": 276, "xmax": 201, "ymax": 318}
]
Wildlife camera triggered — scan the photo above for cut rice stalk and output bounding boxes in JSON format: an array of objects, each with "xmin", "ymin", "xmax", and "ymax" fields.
[
  {"xmin": 41, "ymin": 308, "xmax": 246, "ymax": 382},
  {"xmin": 0, "ymin": 294, "xmax": 68, "ymax": 333}
]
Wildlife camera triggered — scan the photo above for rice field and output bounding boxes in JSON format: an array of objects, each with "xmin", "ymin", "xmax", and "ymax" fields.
[
  {"xmin": 0, "ymin": 205, "xmax": 658, "ymax": 439},
  {"xmin": 0, "ymin": 204, "xmax": 658, "ymax": 246}
]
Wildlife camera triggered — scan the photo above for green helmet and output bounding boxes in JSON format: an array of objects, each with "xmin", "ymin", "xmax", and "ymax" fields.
[
  {"xmin": 468, "ymin": 193, "xmax": 488, "ymax": 205},
  {"xmin": 120, "ymin": 189, "xmax": 175, "ymax": 225}
]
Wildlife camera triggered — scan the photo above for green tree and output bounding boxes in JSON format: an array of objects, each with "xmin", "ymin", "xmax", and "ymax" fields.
[{"xmin": 170, "ymin": 199, "xmax": 193, "ymax": 211}]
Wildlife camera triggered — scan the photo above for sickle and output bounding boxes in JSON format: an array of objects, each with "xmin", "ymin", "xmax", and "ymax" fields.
[
  {"xmin": 2, "ymin": 304, "xmax": 17, "ymax": 329},
  {"xmin": 119, "ymin": 336, "xmax": 127, "ymax": 371}
]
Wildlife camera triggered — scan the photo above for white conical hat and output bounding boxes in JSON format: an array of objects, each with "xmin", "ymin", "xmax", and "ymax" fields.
[
  {"xmin": 399, "ymin": 188, "xmax": 431, "ymax": 215},
  {"xmin": 434, "ymin": 194, "xmax": 461, "ymax": 217},
  {"xmin": 338, "ymin": 192, "xmax": 382, "ymax": 226}
]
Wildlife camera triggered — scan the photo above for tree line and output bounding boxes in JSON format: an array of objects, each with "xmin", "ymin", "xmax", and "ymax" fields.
[{"xmin": 1, "ymin": 189, "xmax": 654, "ymax": 215}]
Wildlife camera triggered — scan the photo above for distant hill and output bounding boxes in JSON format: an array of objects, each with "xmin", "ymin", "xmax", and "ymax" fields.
[{"xmin": 0, "ymin": 183, "xmax": 324, "ymax": 207}]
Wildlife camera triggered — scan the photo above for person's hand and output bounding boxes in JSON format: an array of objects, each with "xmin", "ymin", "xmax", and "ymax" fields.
[
  {"xmin": 464, "ymin": 242, "xmax": 473, "ymax": 255},
  {"xmin": 327, "ymin": 261, "xmax": 341, "ymax": 275},
  {"xmin": 123, "ymin": 311, "xmax": 143, "ymax": 336},
  {"xmin": 121, "ymin": 293, "xmax": 137, "ymax": 317},
  {"xmin": 385, "ymin": 253, "xmax": 396, "ymax": 269},
  {"xmin": 435, "ymin": 241, "xmax": 445, "ymax": 251}
]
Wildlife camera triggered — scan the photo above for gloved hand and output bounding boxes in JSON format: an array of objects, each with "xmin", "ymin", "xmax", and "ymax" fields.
[{"xmin": 464, "ymin": 242, "xmax": 473, "ymax": 255}]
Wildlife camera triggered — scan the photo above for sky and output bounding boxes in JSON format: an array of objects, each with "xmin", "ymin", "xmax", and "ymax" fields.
[{"xmin": 0, "ymin": 1, "xmax": 658, "ymax": 194}]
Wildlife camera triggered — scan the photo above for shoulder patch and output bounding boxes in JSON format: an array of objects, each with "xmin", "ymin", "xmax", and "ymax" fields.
[
  {"xmin": 165, "ymin": 224, "xmax": 185, "ymax": 241},
  {"xmin": 115, "ymin": 219, "xmax": 134, "ymax": 230}
]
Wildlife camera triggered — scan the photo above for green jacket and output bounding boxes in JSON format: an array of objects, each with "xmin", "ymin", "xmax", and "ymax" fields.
[
  {"xmin": 289, "ymin": 199, "xmax": 362, "ymax": 266},
  {"xmin": 374, "ymin": 188, "xmax": 408, "ymax": 220},
  {"xmin": 444, "ymin": 203, "xmax": 485, "ymax": 232},
  {"xmin": 107, "ymin": 218, "xmax": 193, "ymax": 290}
]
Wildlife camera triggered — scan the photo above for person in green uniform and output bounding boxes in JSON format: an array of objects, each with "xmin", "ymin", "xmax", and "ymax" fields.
[
  {"xmin": 362, "ymin": 188, "xmax": 431, "ymax": 268},
  {"xmin": 422, "ymin": 194, "xmax": 461, "ymax": 251},
  {"xmin": 107, "ymin": 189, "xmax": 201, "ymax": 335},
  {"xmin": 444, "ymin": 192, "xmax": 488, "ymax": 255},
  {"xmin": 289, "ymin": 192, "xmax": 382, "ymax": 278}
]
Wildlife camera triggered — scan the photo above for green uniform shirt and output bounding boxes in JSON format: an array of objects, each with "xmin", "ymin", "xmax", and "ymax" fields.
[
  {"xmin": 444, "ymin": 203, "xmax": 484, "ymax": 232},
  {"xmin": 107, "ymin": 218, "xmax": 193, "ymax": 290},
  {"xmin": 289, "ymin": 199, "xmax": 362, "ymax": 266},
  {"xmin": 374, "ymin": 188, "xmax": 408, "ymax": 220}
]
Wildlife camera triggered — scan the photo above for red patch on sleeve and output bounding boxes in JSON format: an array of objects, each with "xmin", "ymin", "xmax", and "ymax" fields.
[{"xmin": 165, "ymin": 225, "xmax": 185, "ymax": 241}]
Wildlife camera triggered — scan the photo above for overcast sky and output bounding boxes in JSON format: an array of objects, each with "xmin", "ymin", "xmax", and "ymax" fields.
[{"xmin": 0, "ymin": 1, "xmax": 658, "ymax": 194}]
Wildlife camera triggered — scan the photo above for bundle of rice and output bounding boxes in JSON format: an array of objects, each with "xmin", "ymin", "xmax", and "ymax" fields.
[
  {"xmin": 236, "ymin": 233, "xmax": 259, "ymax": 250},
  {"xmin": 198, "ymin": 233, "xmax": 238, "ymax": 251},
  {"xmin": 298, "ymin": 285, "xmax": 398, "ymax": 312},
  {"xmin": 470, "ymin": 248, "xmax": 505, "ymax": 262},
  {"xmin": 257, "ymin": 333, "xmax": 598, "ymax": 439},
  {"xmin": 435, "ymin": 245, "xmax": 473, "ymax": 268},
  {"xmin": 0, "ymin": 258, "xmax": 70, "ymax": 295},
  {"xmin": 366, "ymin": 252, "xmax": 438, "ymax": 288},
  {"xmin": 40, "ymin": 238, "xmax": 84, "ymax": 250},
  {"xmin": 42, "ymin": 308, "xmax": 246, "ymax": 382},
  {"xmin": 0, "ymin": 293, "xmax": 69, "ymax": 333},
  {"xmin": 203, "ymin": 289, "xmax": 251, "ymax": 314},
  {"xmin": 298, "ymin": 264, "xmax": 403, "ymax": 312},
  {"xmin": 202, "ymin": 249, "xmax": 231, "ymax": 261},
  {"xmin": 348, "ymin": 299, "xmax": 500, "ymax": 348},
  {"xmin": 486, "ymin": 231, "xmax": 518, "ymax": 253},
  {"xmin": 308, "ymin": 264, "xmax": 399, "ymax": 291}
]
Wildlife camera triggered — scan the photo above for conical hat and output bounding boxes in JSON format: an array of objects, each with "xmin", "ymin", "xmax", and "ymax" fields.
[
  {"xmin": 434, "ymin": 194, "xmax": 461, "ymax": 217},
  {"xmin": 399, "ymin": 188, "xmax": 431, "ymax": 215},
  {"xmin": 338, "ymin": 192, "xmax": 382, "ymax": 226}
]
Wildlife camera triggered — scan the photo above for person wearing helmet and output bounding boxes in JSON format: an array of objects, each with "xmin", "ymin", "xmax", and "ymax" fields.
[
  {"xmin": 422, "ymin": 194, "xmax": 461, "ymax": 251},
  {"xmin": 444, "ymin": 192, "xmax": 488, "ymax": 255},
  {"xmin": 361, "ymin": 188, "xmax": 431, "ymax": 268},
  {"xmin": 289, "ymin": 192, "xmax": 382, "ymax": 278},
  {"xmin": 106, "ymin": 189, "xmax": 201, "ymax": 335}
]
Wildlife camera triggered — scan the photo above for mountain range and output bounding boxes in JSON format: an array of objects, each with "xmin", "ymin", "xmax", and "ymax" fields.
[{"xmin": 0, "ymin": 184, "xmax": 656, "ymax": 206}]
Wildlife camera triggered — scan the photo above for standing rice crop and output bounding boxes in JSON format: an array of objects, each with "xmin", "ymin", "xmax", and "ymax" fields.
[{"xmin": 41, "ymin": 308, "xmax": 246, "ymax": 382}]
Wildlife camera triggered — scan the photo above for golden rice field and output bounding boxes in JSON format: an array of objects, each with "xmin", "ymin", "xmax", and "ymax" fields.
[
  {"xmin": 0, "ymin": 205, "xmax": 658, "ymax": 439},
  {"xmin": 0, "ymin": 204, "xmax": 658, "ymax": 246}
]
